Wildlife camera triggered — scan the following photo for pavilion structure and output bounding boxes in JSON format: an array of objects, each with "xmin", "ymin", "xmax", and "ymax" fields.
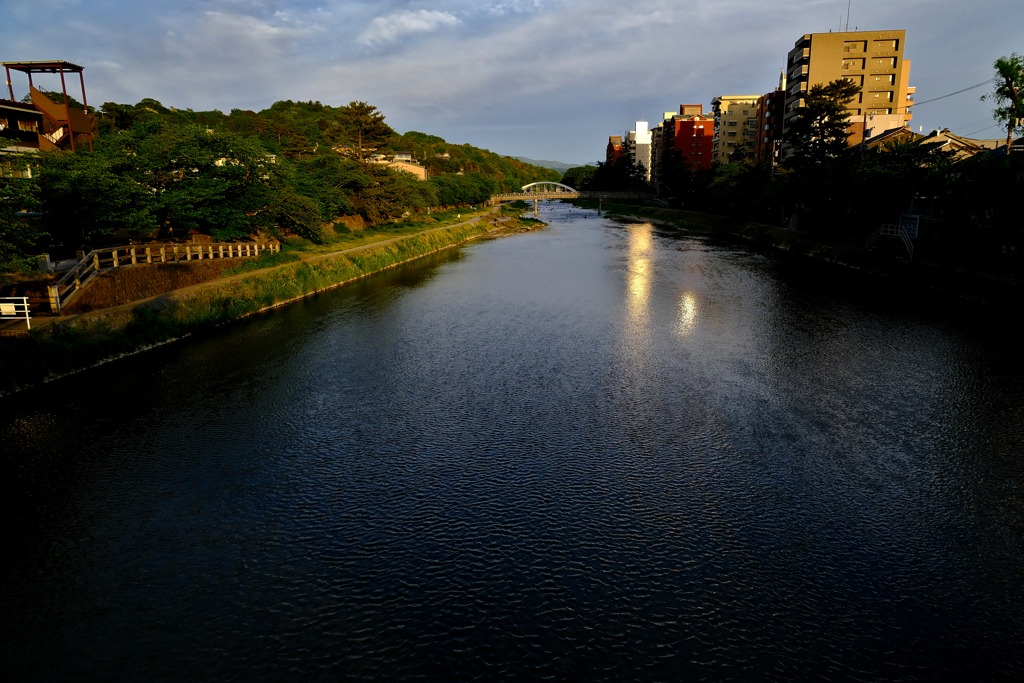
[{"xmin": 2, "ymin": 60, "xmax": 96, "ymax": 151}]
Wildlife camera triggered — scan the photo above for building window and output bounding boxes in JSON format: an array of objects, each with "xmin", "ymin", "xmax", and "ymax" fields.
[
  {"xmin": 0, "ymin": 117, "xmax": 7, "ymax": 130},
  {"xmin": 18, "ymin": 119, "xmax": 38, "ymax": 133}
]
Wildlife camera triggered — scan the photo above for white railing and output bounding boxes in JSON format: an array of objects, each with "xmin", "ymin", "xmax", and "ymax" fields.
[
  {"xmin": 0, "ymin": 296, "xmax": 31, "ymax": 330},
  {"xmin": 47, "ymin": 241, "xmax": 281, "ymax": 313},
  {"xmin": 866, "ymin": 223, "xmax": 914, "ymax": 259}
]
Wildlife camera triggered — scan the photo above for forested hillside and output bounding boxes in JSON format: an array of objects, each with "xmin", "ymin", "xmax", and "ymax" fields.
[
  {"xmin": 1, "ymin": 98, "xmax": 559, "ymax": 267},
  {"xmin": 98, "ymin": 98, "xmax": 558, "ymax": 193}
]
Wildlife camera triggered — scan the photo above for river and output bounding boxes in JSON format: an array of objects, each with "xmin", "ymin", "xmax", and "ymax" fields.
[{"xmin": 3, "ymin": 202, "xmax": 1023, "ymax": 680}]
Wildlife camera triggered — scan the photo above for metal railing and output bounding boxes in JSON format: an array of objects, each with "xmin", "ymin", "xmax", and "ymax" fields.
[
  {"xmin": 866, "ymin": 224, "xmax": 914, "ymax": 260},
  {"xmin": 0, "ymin": 296, "xmax": 32, "ymax": 330},
  {"xmin": 47, "ymin": 241, "xmax": 281, "ymax": 313}
]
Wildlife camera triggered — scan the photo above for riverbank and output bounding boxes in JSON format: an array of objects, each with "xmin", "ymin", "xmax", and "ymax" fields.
[
  {"xmin": 0, "ymin": 210, "xmax": 542, "ymax": 395},
  {"xmin": 575, "ymin": 200, "xmax": 1023, "ymax": 310}
]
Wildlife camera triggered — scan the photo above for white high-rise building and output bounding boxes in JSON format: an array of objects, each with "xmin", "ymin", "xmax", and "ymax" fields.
[{"xmin": 626, "ymin": 121, "xmax": 652, "ymax": 181}]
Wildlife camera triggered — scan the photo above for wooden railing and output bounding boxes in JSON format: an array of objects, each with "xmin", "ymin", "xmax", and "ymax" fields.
[{"xmin": 47, "ymin": 241, "xmax": 281, "ymax": 314}]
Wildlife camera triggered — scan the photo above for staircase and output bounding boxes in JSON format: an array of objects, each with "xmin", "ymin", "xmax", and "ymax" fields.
[{"xmin": 866, "ymin": 223, "xmax": 915, "ymax": 260}]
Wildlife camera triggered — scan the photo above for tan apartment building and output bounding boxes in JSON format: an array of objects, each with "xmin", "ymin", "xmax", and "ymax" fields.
[
  {"xmin": 782, "ymin": 30, "xmax": 914, "ymax": 159},
  {"xmin": 711, "ymin": 96, "xmax": 759, "ymax": 164}
]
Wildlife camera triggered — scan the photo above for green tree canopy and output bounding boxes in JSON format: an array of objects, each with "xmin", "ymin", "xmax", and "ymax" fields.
[
  {"xmin": 786, "ymin": 78, "xmax": 861, "ymax": 171},
  {"xmin": 561, "ymin": 166, "xmax": 597, "ymax": 189},
  {"xmin": 325, "ymin": 101, "xmax": 394, "ymax": 161},
  {"xmin": 0, "ymin": 157, "xmax": 46, "ymax": 271},
  {"xmin": 981, "ymin": 53, "xmax": 1024, "ymax": 154}
]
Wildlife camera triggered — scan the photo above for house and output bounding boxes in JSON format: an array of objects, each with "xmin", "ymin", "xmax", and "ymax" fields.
[
  {"xmin": 863, "ymin": 126, "xmax": 1014, "ymax": 161},
  {"xmin": 0, "ymin": 99, "xmax": 45, "ymax": 161},
  {"xmin": 388, "ymin": 161, "xmax": 427, "ymax": 180}
]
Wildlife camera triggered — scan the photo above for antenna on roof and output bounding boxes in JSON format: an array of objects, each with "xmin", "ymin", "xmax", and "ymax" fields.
[{"xmin": 845, "ymin": 0, "xmax": 851, "ymax": 32}]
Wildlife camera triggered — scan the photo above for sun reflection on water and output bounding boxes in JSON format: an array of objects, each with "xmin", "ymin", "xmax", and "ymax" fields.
[
  {"xmin": 626, "ymin": 223, "xmax": 653, "ymax": 315},
  {"xmin": 678, "ymin": 292, "xmax": 698, "ymax": 335}
]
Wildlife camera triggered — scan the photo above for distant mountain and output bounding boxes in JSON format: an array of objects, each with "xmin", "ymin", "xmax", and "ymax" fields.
[{"xmin": 511, "ymin": 157, "xmax": 590, "ymax": 174}]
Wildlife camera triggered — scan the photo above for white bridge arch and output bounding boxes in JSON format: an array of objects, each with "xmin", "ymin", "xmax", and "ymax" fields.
[{"xmin": 521, "ymin": 182, "xmax": 577, "ymax": 192}]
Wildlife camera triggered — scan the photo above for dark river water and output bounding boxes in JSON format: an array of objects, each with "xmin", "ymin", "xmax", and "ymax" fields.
[{"xmin": 3, "ymin": 203, "xmax": 1023, "ymax": 681}]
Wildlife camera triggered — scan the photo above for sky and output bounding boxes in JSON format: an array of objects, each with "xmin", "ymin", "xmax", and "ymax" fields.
[{"xmin": 3, "ymin": 0, "xmax": 1022, "ymax": 164}]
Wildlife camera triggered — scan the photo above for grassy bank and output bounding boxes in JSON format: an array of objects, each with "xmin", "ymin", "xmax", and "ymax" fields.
[{"xmin": 0, "ymin": 219, "xmax": 498, "ymax": 394}]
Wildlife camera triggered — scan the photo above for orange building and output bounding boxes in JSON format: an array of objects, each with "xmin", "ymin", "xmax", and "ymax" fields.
[{"xmin": 606, "ymin": 135, "xmax": 623, "ymax": 164}]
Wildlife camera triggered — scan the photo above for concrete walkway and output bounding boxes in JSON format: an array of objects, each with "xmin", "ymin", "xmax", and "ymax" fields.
[{"xmin": 3, "ymin": 208, "xmax": 511, "ymax": 335}]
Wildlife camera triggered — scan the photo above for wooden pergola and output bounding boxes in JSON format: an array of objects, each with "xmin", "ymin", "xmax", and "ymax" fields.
[{"xmin": 3, "ymin": 60, "xmax": 92, "ymax": 151}]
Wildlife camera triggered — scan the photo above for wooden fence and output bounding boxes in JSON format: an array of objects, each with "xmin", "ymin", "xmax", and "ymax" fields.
[{"xmin": 47, "ymin": 242, "xmax": 281, "ymax": 314}]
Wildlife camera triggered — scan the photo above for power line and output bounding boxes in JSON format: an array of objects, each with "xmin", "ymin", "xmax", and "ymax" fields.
[
  {"xmin": 896, "ymin": 80, "xmax": 990, "ymax": 112},
  {"xmin": 961, "ymin": 122, "xmax": 1001, "ymax": 137},
  {"xmin": 911, "ymin": 80, "xmax": 990, "ymax": 107}
]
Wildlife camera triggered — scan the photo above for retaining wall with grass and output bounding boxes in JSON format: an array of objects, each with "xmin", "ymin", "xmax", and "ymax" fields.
[{"xmin": 0, "ymin": 221, "xmax": 495, "ymax": 394}]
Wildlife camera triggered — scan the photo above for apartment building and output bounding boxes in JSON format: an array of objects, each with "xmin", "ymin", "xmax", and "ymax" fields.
[
  {"xmin": 624, "ymin": 122, "xmax": 652, "ymax": 181},
  {"xmin": 711, "ymin": 96, "xmax": 759, "ymax": 164},
  {"xmin": 606, "ymin": 136, "xmax": 623, "ymax": 164},
  {"xmin": 781, "ymin": 30, "xmax": 914, "ymax": 158},
  {"xmin": 754, "ymin": 73, "xmax": 787, "ymax": 166},
  {"xmin": 651, "ymin": 104, "xmax": 713, "ymax": 185}
]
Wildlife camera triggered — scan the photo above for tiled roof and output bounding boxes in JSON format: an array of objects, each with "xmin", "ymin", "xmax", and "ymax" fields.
[{"xmin": 0, "ymin": 98, "xmax": 41, "ymax": 112}]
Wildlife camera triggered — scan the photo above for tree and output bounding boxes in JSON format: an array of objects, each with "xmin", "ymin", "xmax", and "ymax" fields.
[
  {"xmin": 561, "ymin": 165, "xmax": 597, "ymax": 189},
  {"xmin": 727, "ymin": 140, "xmax": 749, "ymax": 164},
  {"xmin": 35, "ymin": 144, "xmax": 157, "ymax": 247},
  {"xmin": 325, "ymin": 101, "xmax": 393, "ymax": 161},
  {"xmin": 128, "ymin": 123, "xmax": 285, "ymax": 240},
  {"xmin": 981, "ymin": 53, "xmax": 1024, "ymax": 154},
  {"xmin": 786, "ymin": 78, "xmax": 861, "ymax": 170},
  {"xmin": 0, "ymin": 157, "xmax": 46, "ymax": 272}
]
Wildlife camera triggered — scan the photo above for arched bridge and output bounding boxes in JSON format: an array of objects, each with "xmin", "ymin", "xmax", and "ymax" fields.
[{"xmin": 490, "ymin": 182, "xmax": 650, "ymax": 205}]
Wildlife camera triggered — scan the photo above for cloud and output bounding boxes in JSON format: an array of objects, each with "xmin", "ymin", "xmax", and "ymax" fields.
[
  {"xmin": 2, "ymin": 0, "xmax": 1017, "ymax": 161},
  {"xmin": 357, "ymin": 10, "xmax": 461, "ymax": 46},
  {"xmin": 489, "ymin": 0, "xmax": 543, "ymax": 15}
]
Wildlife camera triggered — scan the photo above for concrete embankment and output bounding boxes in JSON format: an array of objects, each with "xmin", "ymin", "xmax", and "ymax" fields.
[{"xmin": 0, "ymin": 211, "xmax": 537, "ymax": 395}]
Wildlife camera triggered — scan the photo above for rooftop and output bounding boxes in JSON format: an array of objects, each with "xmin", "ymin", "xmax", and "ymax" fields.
[{"xmin": 2, "ymin": 60, "xmax": 86, "ymax": 73}]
